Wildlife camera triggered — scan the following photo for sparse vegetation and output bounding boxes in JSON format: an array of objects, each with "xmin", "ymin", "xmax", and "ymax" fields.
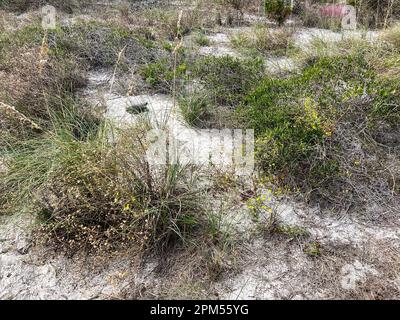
[
  {"xmin": 1, "ymin": 0, "xmax": 400, "ymax": 301},
  {"xmin": 0, "ymin": 0, "xmax": 90, "ymax": 13},
  {"xmin": 0, "ymin": 20, "xmax": 159, "ymax": 123},
  {"xmin": 231, "ymin": 25, "xmax": 294, "ymax": 56},
  {"xmin": 348, "ymin": 0, "xmax": 400, "ymax": 28},
  {"xmin": 141, "ymin": 6, "xmax": 217, "ymax": 40},
  {"xmin": 300, "ymin": 0, "xmax": 400, "ymax": 30}
]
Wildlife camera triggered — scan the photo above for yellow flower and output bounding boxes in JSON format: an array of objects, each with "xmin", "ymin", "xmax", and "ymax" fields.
[{"xmin": 324, "ymin": 130, "xmax": 332, "ymax": 137}]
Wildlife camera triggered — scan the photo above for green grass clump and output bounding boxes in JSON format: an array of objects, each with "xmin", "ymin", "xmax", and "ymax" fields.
[
  {"xmin": 299, "ymin": 8, "xmax": 342, "ymax": 31},
  {"xmin": 179, "ymin": 94, "xmax": 212, "ymax": 128},
  {"xmin": 142, "ymin": 7, "xmax": 212, "ymax": 41},
  {"xmin": 382, "ymin": 23, "xmax": 400, "ymax": 49},
  {"xmin": 0, "ymin": 23, "xmax": 87, "ymax": 122},
  {"xmin": 0, "ymin": 109, "xmax": 207, "ymax": 253},
  {"xmin": 194, "ymin": 31, "xmax": 211, "ymax": 47},
  {"xmin": 140, "ymin": 57, "xmax": 187, "ymax": 94},
  {"xmin": 191, "ymin": 55, "xmax": 264, "ymax": 107}
]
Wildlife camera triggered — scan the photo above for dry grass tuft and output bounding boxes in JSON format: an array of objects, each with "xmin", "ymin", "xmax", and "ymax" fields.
[
  {"xmin": 231, "ymin": 25, "xmax": 294, "ymax": 56},
  {"xmin": 382, "ymin": 23, "xmax": 400, "ymax": 49}
]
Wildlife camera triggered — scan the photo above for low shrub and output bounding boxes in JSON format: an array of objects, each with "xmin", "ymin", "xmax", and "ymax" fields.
[
  {"xmin": 265, "ymin": 0, "xmax": 293, "ymax": 26},
  {"xmin": 191, "ymin": 55, "xmax": 264, "ymax": 107},
  {"xmin": 52, "ymin": 21, "xmax": 159, "ymax": 69},
  {"xmin": 140, "ymin": 56, "xmax": 187, "ymax": 94},
  {"xmin": 238, "ymin": 46, "xmax": 400, "ymax": 213},
  {"xmin": 239, "ymin": 75, "xmax": 333, "ymax": 189}
]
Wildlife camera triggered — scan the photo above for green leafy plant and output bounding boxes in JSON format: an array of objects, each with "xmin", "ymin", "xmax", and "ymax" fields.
[
  {"xmin": 191, "ymin": 55, "xmax": 264, "ymax": 107},
  {"xmin": 140, "ymin": 58, "xmax": 187, "ymax": 93},
  {"xmin": 264, "ymin": 0, "xmax": 293, "ymax": 26},
  {"xmin": 304, "ymin": 241, "xmax": 321, "ymax": 257},
  {"xmin": 238, "ymin": 45, "xmax": 400, "ymax": 213}
]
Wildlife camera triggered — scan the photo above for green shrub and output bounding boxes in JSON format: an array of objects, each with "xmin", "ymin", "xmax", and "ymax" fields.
[
  {"xmin": 264, "ymin": 0, "xmax": 293, "ymax": 26},
  {"xmin": 239, "ymin": 76, "xmax": 334, "ymax": 189},
  {"xmin": 140, "ymin": 57, "xmax": 187, "ymax": 94},
  {"xmin": 191, "ymin": 55, "xmax": 264, "ymax": 107},
  {"xmin": 238, "ymin": 48, "xmax": 400, "ymax": 211}
]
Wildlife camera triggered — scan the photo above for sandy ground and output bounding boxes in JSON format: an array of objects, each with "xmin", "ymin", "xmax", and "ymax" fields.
[
  {"xmin": 195, "ymin": 26, "xmax": 380, "ymax": 73},
  {"xmin": 214, "ymin": 200, "xmax": 400, "ymax": 299},
  {"xmin": 2, "ymin": 191, "xmax": 399, "ymax": 299}
]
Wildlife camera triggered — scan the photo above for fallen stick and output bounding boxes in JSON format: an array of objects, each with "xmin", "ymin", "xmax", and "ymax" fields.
[{"xmin": 0, "ymin": 102, "xmax": 43, "ymax": 132}]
